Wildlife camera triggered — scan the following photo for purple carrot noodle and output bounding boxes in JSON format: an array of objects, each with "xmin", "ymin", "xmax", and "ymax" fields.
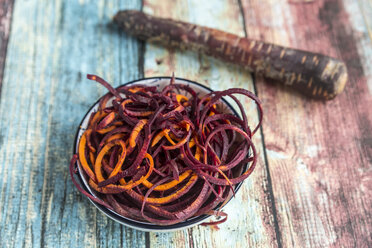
[
  {"xmin": 87, "ymin": 74, "xmax": 122, "ymax": 100},
  {"xmin": 151, "ymin": 139, "xmax": 166, "ymax": 160},
  {"xmin": 98, "ymin": 127, "xmax": 130, "ymax": 150},
  {"xmin": 69, "ymin": 155, "xmax": 114, "ymax": 210},
  {"xmin": 200, "ymin": 210, "xmax": 228, "ymax": 226},
  {"xmin": 102, "ymin": 159, "xmax": 113, "ymax": 174},
  {"xmin": 141, "ymin": 176, "xmax": 173, "ymax": 216},
  {"xmin": 165, "ymin": 150, "xmax": 179, "ymax": 181}
]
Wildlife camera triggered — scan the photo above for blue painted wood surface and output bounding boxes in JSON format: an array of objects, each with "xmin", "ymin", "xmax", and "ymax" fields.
[
  {"xmin": 0, "ymin": 0, "xmax": 146, "ymax": 247},
  {"xmin": 0, "ymin": 0, "xmax": 13, "ymax": 92}
]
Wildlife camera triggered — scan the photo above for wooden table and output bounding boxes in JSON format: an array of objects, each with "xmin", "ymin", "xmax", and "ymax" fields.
[{"xmin": 0, "ymin": 0, "xmax": 371, "ymax": 247}]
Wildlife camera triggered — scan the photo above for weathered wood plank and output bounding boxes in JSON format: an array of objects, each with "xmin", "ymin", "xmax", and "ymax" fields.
[
  {"xmin": 0, "ymin": 0, "xmax": 13, "ymax": 94},
  {"xmin": 0, "ymin": 0, "xmax": 146, "ymax": 247},
  {"xmin": 143, "ymin": 0, "xmax": 278, "ymax": 247},
  {"xmin": 240, "ymin": 0, "xmax": 372, "ymax": 247},
  {"xmin": 353, "ymin": 0, "xmax": 372, "ymax": 96}
]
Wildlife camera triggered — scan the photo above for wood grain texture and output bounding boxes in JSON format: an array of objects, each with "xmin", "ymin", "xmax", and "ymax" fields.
[
  {"xmin": 353, "ymin": 0, "xmax": 372, "ymax": 96},
  {"xmin": 1, "ymin": 0, "xmax": 371, "ymax": 247},
  {"xmin": 0, "ymin": 0, "xmax": 147, "ymax": 247},
  {"xmin": 240, "ymin": 0, "xmax": 372, "ymax": 247},
  {"xmin": 142, "ymin": 0, "xmax": 278, "ymax": 247},
  {"xmin": 0, "ymin": 0, "xmax": 13, "ymax": 94}
]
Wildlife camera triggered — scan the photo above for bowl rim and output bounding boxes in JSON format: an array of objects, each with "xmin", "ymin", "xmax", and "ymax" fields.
[{"xmin": 72, "ymin": 76, "xmax": 248, "ymax": 232}]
